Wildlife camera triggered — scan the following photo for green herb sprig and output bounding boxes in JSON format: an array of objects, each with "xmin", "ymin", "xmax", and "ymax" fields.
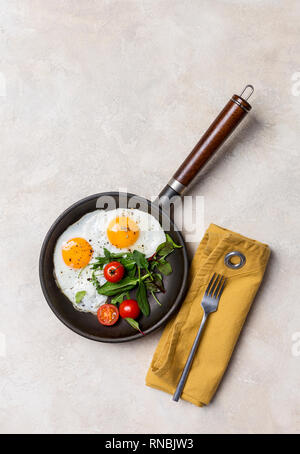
[
  {"xmin": 75, "ymin": 290, "xmax": 86, "ymax": 304},
  {"xmin": 90, "ymin": 234, "xmax": 181, "ymax": 332}
]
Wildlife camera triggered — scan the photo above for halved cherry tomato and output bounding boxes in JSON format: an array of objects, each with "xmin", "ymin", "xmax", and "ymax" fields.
[
  {"xmin": 119, "ymin": 299, "xmax": 140, "ymax": 319},
  {"xmin": 103, "ymin": 261, "xmax": 125, "ymax": 283},
  {"xmin": 97, "ymin": 304, "xmax": 119, "ymax": 326}
]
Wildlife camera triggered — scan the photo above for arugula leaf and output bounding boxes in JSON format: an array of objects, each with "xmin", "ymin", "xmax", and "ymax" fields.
[
  {"xmin": 91, "ymin": 252, "xmax": 137, "ymax": 272},
  {"xmin": 103, "ymin": 247, "xmax": 111, "ymax": 259},
  {"xmin": 166, "ymin": 233, "xmax": 182, "ymax": 248},
  {"xmin": 96, "ymin": 276, "xmax": 139, "ymax": 296},
  {"xmin": 157, "ymin": 259, "xmax": 172, "ymax": 276},
  {"xmin": 90, "ymin": 257, "xmax": 110, "ymax": 270},
  {"xmin": 111, "ymin": 291, "xmax": 130, "ymax": 305},
  {"xmin": 136, "ymin": 280, "xmax": 150, "ymax": 316},
  {"xmin": 127, "ymin": 264, "xmax": 136, "ymax": 277},
  {"xmin": 156, "ymin": 234, "xmax": 181, "ymax": 258},
  {"xmin": 132, "ymin": 250, "xmax": 149, "ymax": 272},
  {"xmin": 145, "ymin": 280, "xmax": 158, "ymax": 292},
  {"xmin": 156, "ymin": 241, "xmax": 174, "ymax": 257},
  {"xmin": 150, "ymin": 259, "xmax": 159, "ymax": 271},
  {"xmin": 108, "ymin": 251, "xmax": 128, "ymax": 259},
  {"xmin": 151, "ymin": 291, "xmax": 161, "ymax": 306},
  {"xmin": 119, "ymin": 256, "xmax": 136, "ymax": 271},
  {"xmin": 145, "ymin": 273, "xmax": 165, "ymax": 293},
  {"xmin": 125, "ymin": 317, "xmax": 144, "ymax": 335},
  {"xmin": 75, "ymin": 290, "xmax": 86, "ymax": 304},
  {"xmin": 155, "ymin": 272, "xmax": 163, "ymax": 282}
]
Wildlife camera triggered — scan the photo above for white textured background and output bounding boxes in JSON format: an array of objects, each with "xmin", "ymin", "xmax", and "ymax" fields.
[{"xmin": 0, "ymin": 0, "xmax": 299, "ymax": 434}]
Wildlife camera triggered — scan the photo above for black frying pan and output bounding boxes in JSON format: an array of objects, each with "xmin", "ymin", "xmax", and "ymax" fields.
[{"xmin": 39, "ymin": 87, "xmax": 253, "ymax": 342}]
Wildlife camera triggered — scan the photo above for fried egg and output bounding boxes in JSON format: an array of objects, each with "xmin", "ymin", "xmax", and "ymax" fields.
[{"xmin": 53, "ymin": 208, "xmax": 166, "ymax": 313}]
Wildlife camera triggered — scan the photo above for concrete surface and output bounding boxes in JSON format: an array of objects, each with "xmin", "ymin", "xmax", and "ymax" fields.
[{"xmin": 0, "ymin": 0, "xmax": 299, "ymax": 434}]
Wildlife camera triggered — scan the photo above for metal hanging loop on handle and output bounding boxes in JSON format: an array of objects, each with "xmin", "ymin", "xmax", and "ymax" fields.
[{"xmin": 240, "ymin": 84, "xmax": 254, "ymax": 101}]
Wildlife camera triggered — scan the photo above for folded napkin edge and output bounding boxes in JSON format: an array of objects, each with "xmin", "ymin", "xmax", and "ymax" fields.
[
  {"xmin": 208, "ymin": 223, "xmax": 270, "ymax": 250},
  {"xmin": 145, "ymin": 381, "xmax": 206, "ymax": 407}
]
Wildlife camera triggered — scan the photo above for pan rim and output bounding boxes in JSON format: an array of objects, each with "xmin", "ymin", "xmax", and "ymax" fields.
[{"xmin": 39, "ymin": 191, "xmax": 189, "ymax": 343}]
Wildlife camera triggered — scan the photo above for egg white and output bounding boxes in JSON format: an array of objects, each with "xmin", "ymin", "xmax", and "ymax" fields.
[
  {"xmin": 97, "ymin": 208, "xmax": 166, "ymax": 258},
  {"xmin": 53, "ymin": 208, "xmax": 166, "ymax": 313}
]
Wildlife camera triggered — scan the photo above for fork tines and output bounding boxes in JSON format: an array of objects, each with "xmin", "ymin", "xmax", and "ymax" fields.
[{"xmin": 205, "ymin": 273, "xmax": 226, "ymax": 300}]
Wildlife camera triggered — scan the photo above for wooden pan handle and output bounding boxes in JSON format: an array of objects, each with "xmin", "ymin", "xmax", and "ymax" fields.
[{"xmin": 159, "ymin": 86, "xmax": 253, "ymax": 199}]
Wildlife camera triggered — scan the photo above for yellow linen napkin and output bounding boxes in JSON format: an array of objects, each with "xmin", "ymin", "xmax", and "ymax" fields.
[{"xmin": 146, "ymin": 224, "xmax": 270, "ymax": 406}]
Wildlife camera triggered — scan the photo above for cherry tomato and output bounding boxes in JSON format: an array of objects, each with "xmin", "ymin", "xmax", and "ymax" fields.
[
  {"xmin": 97, "ymin": 304, "xmax": 119, "ymax": 326},
  {"xmin": 119, "ymin": 299, "xmax": 140, "ymax": 319},
  {"xmin": 103, "ymin": 261, "xmax": 125, "ymax": 283}
]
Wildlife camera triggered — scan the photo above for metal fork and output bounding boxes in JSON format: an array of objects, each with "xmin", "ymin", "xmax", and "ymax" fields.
[{"xmin": 173, "ymin": 273, "xmax": 227, "ymax": 402}]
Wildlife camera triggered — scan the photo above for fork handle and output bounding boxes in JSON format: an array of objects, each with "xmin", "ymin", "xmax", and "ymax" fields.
[{"xmin": 173, "ymin": 313, "xmax": 208, "ymax": 402}]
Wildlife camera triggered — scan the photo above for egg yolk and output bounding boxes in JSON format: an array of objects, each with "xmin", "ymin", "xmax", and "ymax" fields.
[
  {"xmin": 107, "ymin": 216, "xmax": 139, "ymax": 249},
  {"xmin": 62, "ymin": 237, "xmax": 93, "ymax": 269}
]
